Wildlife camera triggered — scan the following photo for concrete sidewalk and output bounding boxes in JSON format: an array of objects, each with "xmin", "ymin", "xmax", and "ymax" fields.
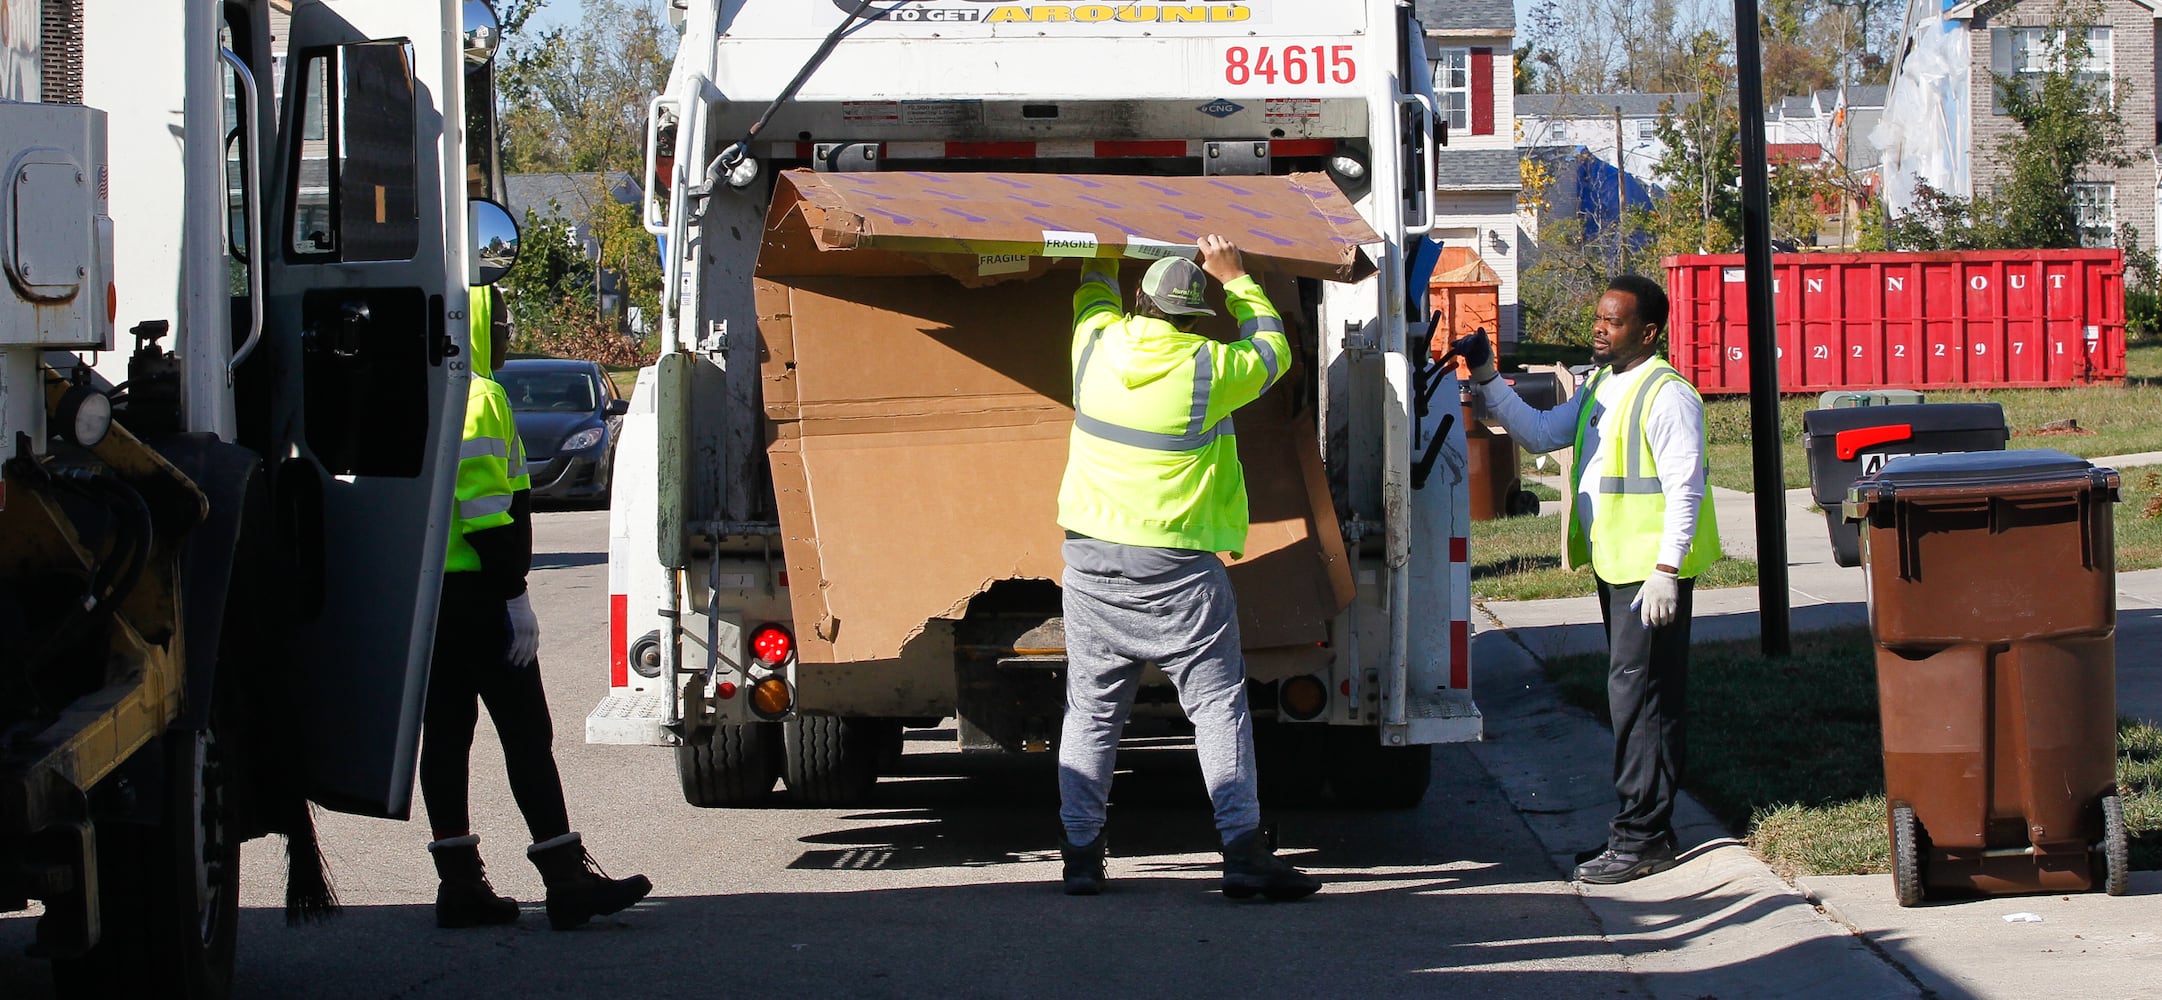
[{"xmin": 1473, "ymin": 451, "xmax": 2162, "ymax": 999}]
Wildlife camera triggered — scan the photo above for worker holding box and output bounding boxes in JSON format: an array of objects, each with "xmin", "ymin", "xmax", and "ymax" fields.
[
  {"xmin": 1053, "ymin": 234, "xmax": 1319, "ymax": 902},
  {"xmin": 1450, "ymin": 274, "xmax": 1722, "ymax": 885}
]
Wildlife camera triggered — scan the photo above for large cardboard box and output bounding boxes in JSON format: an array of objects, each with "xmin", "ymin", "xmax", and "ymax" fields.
[{"xmin": 757, "ymin": 170, "xmax": 1375, "ymax": 665}]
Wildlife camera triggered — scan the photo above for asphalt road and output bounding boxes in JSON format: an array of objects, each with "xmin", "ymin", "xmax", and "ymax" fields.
[{"xmin": 5, "ymin": 510, "xmax": 1646, "ymax": 999}]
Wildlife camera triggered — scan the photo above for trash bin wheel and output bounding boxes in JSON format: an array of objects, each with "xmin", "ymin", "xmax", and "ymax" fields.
[
  {"xmin": 1507, "ymin": 489, "xmax": 1543, "ymax": 517},
  {"xmin": 2100, "ymin": 794, "xmax": 2130, "ymax": 897},
  {"xmin": 1891, "ymin": 804, "xmax": 1926, "ymax": 907}
]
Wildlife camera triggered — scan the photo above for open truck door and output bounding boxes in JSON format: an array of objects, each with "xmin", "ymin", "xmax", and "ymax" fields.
[{"xmin": 260, "ymin": 0, "xmax": 471, "ymax": 819}]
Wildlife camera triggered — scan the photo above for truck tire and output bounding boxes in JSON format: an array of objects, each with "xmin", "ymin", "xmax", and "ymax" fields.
[
  {"xmin": 781, "ymin": 717, "xmax": 892, "ymax": 806},
  {"xmin": 1325, "ymin": 727, "xmax": 1434, "ymax": 809},
  {"xmin": 52, "ymin": 722, "xmax": 240, "ymax": 999},
  {"xmin": 676, "ymin": 722, "xmax": 781, "ymax": 807}
]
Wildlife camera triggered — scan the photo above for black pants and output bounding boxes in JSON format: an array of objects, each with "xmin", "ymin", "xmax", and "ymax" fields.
[
  {"xmin": 1595, "ymin": 575, "xmax": 1695, "ymax": 853},
  {"xmin": 418, "ymin": 589, "xmax": 571, "ymax": 843}
]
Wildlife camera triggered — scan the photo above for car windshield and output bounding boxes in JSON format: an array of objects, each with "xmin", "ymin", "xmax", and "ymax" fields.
[{"xmin": 501, "ymin": 370, "xmax": 599, "ymax": 413}]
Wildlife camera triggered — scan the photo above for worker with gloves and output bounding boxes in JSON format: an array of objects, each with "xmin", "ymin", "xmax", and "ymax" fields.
[
  {"xmin": 1449, "ymin": 273, "xmax": 1720, "ymax": 885},
  {"xmin": 1054, "ymin": 234, "xmax": 1320, "ymax": 902},
  {"xmin": 420, "ymin": 285, "xmax": 652, "ymax": 930}
]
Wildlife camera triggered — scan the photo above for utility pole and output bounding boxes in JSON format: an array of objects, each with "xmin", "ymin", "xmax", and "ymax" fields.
[
  {"xmin": 1615, "ymin": 104, "xmax": 1627, "ymax": 271},
  {"xmin": 1734, "ymin": 0, "xmax": 1792, "ymax": 657}
]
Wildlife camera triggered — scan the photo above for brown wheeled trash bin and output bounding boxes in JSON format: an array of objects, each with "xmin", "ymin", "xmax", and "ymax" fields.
[{"xmin": 1844, "ymin": 450, "xmax": 2127, "ymax": 906}]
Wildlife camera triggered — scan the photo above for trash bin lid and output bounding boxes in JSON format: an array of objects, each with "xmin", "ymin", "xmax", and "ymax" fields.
[
  {"xmin": 1800, "ymin": 402, "xmax": 2007, "ymax": 441},
  {"xmin": 1845, "ymin": 449, "xmax": 2118, "ymax": 516}
]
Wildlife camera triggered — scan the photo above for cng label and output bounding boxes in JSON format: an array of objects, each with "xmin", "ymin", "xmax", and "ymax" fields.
[{"xmin": 1198, "ymin": 99, "xmax": 1244, "ymax": 119}]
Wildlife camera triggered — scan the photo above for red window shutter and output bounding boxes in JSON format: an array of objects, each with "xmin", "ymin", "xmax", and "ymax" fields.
[{"xmin": 1471, "ymin": 47, "xmax": 1495, "ymax": 135}]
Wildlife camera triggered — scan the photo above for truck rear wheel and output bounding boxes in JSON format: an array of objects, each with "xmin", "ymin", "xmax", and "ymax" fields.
[
  {"xmin": 1254, "ymin": 721, "xmax": 1329, "ymax": 808},
  {"xmin": 782, "ymin": 717, "xmax": 897, "ymax": 807},
  {"xmin": 1325, "ymin": 728, "xmax": 1434, "ymax": 809},
  {"xmin": 52, "ymin": 723, "xmax": 240, "ymax": 999},
  {"xmin": 676, "ymin": 722, "xmax": 782, "ymax": 807}
]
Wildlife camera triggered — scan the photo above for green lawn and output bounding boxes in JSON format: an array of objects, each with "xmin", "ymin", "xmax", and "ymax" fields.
[
  {"xmin": 1542, "ymin": 627, "xmax": 2162, "ymax": 880},
  {"xmin": 1702, "ymin": 342, "xmax": 2162, "ymax": 493},
  {"xmin": 1469, "ymin": 511, "xmax": 1757, "ymax": 602}
]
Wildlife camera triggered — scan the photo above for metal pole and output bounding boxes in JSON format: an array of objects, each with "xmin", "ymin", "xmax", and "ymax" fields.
[
  {"xmin": 1733, "ymin": 0, "xmax": 1792, "ymax": 657},
  {"xmin": 1615, "ymin": 105, "xmax": 1627, "ymax": 270}
]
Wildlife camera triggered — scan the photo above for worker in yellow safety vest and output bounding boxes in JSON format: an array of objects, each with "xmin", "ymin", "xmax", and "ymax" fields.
[
  {"xmin": 1450, "ymin": 274, "xmax": 1721, "ymax": 886},
  {"xmin": 419, "ymin": 285, "xmax": 651, "ymax": 930},
  {"xmin": 1053, "ymin": 234, "xmax": 1319, "ymax": 902}
]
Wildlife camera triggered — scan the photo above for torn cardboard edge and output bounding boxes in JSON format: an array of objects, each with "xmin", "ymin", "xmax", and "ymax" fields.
[{"xmin": 760, "ymin": 167, "xmax": 1382, "ymax": 285}]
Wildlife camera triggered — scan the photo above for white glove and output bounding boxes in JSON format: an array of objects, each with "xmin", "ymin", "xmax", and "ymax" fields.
[
  {"xmin": 505, "ymin": 592, "xmax": 541, "ymax": 667},
  {"xmin": 1634, "ymin": 570, "xmax": 1680, "ymax": 629}
]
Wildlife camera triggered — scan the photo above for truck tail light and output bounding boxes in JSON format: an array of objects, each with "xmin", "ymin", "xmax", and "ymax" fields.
[
  {"xmin": 1280, "ymin": 675, "xmax": 1328, "ymax": 721},
  {"xmin": 751, "ymin": 624, "xmax": 794, "ymax": 666},
  {"xmin": 749, "ymin": 677, "xmax": 793, "ymax": 719}
]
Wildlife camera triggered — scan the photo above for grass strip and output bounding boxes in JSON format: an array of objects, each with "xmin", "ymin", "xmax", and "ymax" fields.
[{"xmin": 1542, "ymin": 627, "xmax": 2162, "ymax": 879}]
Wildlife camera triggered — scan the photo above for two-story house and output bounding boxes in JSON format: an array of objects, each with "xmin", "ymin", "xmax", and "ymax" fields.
[
  {"xmin": 1879, "ymin": 0, "xmax": 2158, "ymax": 252},
  {"xmin": 1419, "ymin": 0, "xmax": 1522, "ymax": 345}
]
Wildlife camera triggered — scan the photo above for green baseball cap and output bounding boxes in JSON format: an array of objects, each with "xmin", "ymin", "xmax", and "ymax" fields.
[{"xmin": 1141, "ymin": 257, "xmax": 1216, "ymax": 317}]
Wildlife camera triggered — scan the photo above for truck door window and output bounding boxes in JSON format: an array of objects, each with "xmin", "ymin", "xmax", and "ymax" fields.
[{"xmin": 285, "ymin": 41, "xmax": 421, "ymax": 263}]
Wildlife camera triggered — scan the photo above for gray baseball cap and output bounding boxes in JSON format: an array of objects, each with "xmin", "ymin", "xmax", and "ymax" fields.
[{"xmin": 1141, "ymin": 257, "xmax": 1216, "ymax": 317}]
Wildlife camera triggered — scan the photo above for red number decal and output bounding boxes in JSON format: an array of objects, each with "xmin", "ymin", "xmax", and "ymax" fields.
[
  {"xmin": 1283, "ymin": 45, "xmax": 1310, "ymax": 85},
  {"xmin": 1331, "ymin": 45, "xmax": 1357, "ymax": 83},
  {"xmin": 1254, "ymin": 46, "xmax": 1279, "ymax": 84},
  {"xmin": 1225, "ymin": 45, "xmax": 1250, "ymax": 86}
]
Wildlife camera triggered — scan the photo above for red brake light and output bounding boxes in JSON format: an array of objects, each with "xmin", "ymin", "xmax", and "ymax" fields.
[{"xmin": 751, "ymin": 625, "xmax": 794, "ymax": 665}]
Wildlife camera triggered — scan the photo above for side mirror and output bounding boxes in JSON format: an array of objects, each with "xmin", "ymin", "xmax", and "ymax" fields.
[
  {"xmin": 606, "ymin": 398, "xmax": 629, "ymax": 416},
  {"xmin": 463, "ymin": 1, "xmax": 502, "ymax": 72},
  {"xmin": 469, "ymin": 198, "xmax": 520, "ymax": 286}
]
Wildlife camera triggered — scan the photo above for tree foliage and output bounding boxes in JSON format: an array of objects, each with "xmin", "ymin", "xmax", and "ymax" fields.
[
  {"xmin": 490, "ymin": 0, "xmax": 674, "ymax": 365},
  {"xmin": 1521, "ymin": 0, "xmax": 1898, "ymax": 98}
]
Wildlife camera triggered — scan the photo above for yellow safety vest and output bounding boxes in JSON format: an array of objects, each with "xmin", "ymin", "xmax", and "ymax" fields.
[
  {"xmin": 1055, "ymin": 263, "xmax": 1290, "ymax": 558},
  {"xmin": 446, "ymin": 286, "xmax": 529, "ymax": 573},
  {"xmin": 1565, "ymin": 357, "xmax": 1722, "ymax": 583}
]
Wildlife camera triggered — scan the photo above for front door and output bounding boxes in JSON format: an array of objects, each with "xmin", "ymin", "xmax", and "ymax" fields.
[{"xmin": 262, "ymin": 0, "xmax": 469, "ymax": 818}]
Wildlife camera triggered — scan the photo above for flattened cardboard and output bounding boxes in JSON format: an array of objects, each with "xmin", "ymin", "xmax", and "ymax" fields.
[
  {"xmin": 759, "ymin": 169, "xmax": 1380, "ymax": 285},
  {"xmin": 760, "ymin": 266, "xmax": 1353, "ymax": 665}
]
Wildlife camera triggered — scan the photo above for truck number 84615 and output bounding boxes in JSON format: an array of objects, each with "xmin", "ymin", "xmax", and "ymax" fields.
[{"xmin": 1225, "ymin": 45, "xmax": 1357, "ymax": 86}]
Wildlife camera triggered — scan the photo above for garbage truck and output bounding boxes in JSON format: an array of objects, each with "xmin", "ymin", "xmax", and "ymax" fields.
[
  {"xmin": 589, "ymin": 0, "xmax": 1476, "ymax": 810},
  {"xmin": 2, "ymin": 1, "xmax": 514, "ymax": 995}
]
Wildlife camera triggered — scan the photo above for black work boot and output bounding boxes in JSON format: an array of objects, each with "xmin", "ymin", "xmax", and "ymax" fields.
[
  {"xmin": 1573, "ymin": 840, "xmax": 1679, "ymax": 885},
  {"xmin": 527, "ymin": 833, "xmax": 652, "ymax": 930},
  {"xmin": 1221, "ymin": 829, "xmax": 1321, "ymax": 901},
  {"xmin": 1059, "ymin": 833, "xmax": 1106, "ymax": 896},
  {"xmin": 427, "ymin": 835, "xmax": 520, "ymax": 929}
]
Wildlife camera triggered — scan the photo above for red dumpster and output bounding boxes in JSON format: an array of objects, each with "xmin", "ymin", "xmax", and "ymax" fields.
[{"xmin": 1665, "ymin": 250, "xmax": 2127, "ymax": 395}]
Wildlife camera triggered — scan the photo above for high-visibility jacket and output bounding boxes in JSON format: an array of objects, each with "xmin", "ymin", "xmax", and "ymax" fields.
[
  {"xmin": 1055, "ymin": 260, "xmax": 1290, "ymax": 558},
  {"xmin": 446, "ymin": 286, "xmax": 530, "ymax": 575},
  {"xmin": 1565, "ymin": 357, "xmax": 1722, "ymax": 582}
]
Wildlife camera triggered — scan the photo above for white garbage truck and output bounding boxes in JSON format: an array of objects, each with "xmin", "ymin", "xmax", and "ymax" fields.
[
  {"xmin": 590, "ymin": 0, "xmax": 1476, "ymax": 810},
  {"xmin": 2, "ymin": 2, "xmax": 516, "ymax": 995}
]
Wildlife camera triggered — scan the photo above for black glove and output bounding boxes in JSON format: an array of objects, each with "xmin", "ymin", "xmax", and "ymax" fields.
[{"xmin": 1447, "ymin": 330, "xmax": 1498, "ymax": 383}]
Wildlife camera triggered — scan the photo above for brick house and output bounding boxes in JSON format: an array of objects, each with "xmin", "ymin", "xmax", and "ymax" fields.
[
  {"xmin": 1881, "ymin": 0, "xmax": 2157, "ymax": 252},
  {"xmin": 1417, "ymin": 0, "xmax": 1522, "ymax": 345}
]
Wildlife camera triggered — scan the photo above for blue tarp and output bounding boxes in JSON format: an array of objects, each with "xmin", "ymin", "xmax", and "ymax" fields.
[{"xmin": 1573, "ymin": 149, "xmax": 1659, "ymax": 245}]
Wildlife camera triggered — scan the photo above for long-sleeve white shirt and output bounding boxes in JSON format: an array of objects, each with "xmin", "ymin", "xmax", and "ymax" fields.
[{"xmin": 1475, "ymin": 364, "xmax": 1709, "ymax": 572}]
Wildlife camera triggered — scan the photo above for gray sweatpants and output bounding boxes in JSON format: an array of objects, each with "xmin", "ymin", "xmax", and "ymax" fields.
[{"xmin": 1057, "ymin": 539, "xmax": 1261, "ymax": 846}]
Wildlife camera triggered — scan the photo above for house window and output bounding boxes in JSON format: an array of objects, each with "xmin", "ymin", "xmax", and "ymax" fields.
[
  {"xmin": 1992, "ymin": 25, "xmax": 2112, "ymax": 113},
  {"xmin": 1432, "ymin": 48, "xmax": 1470, "ymax": 133},
  {"xmin": 2073, "ymin": 182, "xmax": 2115, "ymax": 247}
]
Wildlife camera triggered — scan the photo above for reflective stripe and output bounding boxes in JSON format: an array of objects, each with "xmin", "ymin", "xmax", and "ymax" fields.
[
  {"xmin": 1251, "ymin": 336, "xmax": 1281, "ymax": 388},
  {"xmin": 508, "ymin": 439, "xmax": 528, "ymax": 478},
  {"xmin": 460, "ymin": 438, "xmax": 507, "ymax": 461},
  {"xmin": 459, "ymin": 494, "xmax": 513, "ymax": 520},
  {"xmin": 1622, "ymin": 371, "xmax": 1682, "ymax": 482},
  {"xmin": 1597, "ymin": 476, "xmax": 1667, "ymax": 494},
  {"xmin": 1074, "ymin": 330, "xmax": 1101, "ymax": 407},
  {"xmin": 1240, "ymin": 315, "xmax": 1284, "ymax": 338},
  {"xmin": 1186, "ymin": 344, "xmax": 1213, "ymax": 436},
  {"xmin": 1074, "ymin": 410, "xmax": 1234, "ymax": 452}
]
